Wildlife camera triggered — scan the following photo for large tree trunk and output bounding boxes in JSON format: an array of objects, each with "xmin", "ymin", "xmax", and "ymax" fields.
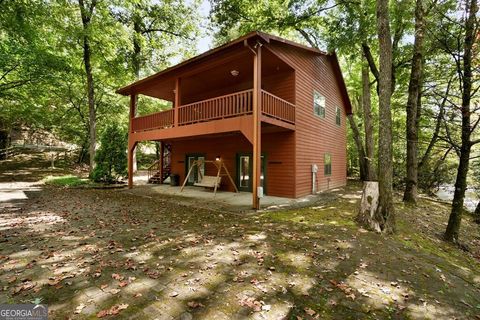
[
  {"xmin": 348, "ymin": 114, "xmax": 367, "ymax": 180},
  {"xmin": 445, "ymin": 144, "xmax": 472, "ymax": 241},
  {"xmin": 361, "ymin": 61, "xmax": 376, "ymax": 181},
  {"xmin": 403, "ymin": 0, "xmax": 425, "ymax": 204},
  {"xmin": 444, "ymin": 0, "xmax": 477, "ymax": 242},
  {"xmin": 357, "ymin": 181, "xmax": 381, "ymax": 232},
  {"xmin": 374, "ymin": 0, "xmax": 395, "ymax": 233},
  {"xmin": 79, "ymin": 0, "xmax": 97, "ymax": 174},
  {"xmin": 131, "ymin": 18, "xmax": 142, "ymax": 173}
]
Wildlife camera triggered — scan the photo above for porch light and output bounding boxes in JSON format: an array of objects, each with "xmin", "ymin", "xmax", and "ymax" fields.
[
  {"xmin": 215, "ymin": 156, "xmax": 221, "ymax": 161},
  {"xmin": 230, "ymin": 69, "xmax": 239, "ymax": 77}
]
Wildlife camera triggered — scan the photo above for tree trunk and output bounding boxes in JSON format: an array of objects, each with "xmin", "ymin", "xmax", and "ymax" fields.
[
  {"xmin": 403, "ymin": 0, "xmax": 425, "ymax": 204},
  {"xmin": 357, "ymin": 181, "xmax": 381, "ymax": 232},
  {"xmin": 348, "ymin": 114, "xmax": 367, "ymax": 180},
  {"xmin": 418, "ymin": 80, "xmax": 450, "ymax": 171},
  {"xmin": 474, "ymin": 200, "xmax": 480, "ymax": 224},
  {"xmin": 361, "ymin": 60, "xmax": 376, "ymax": 181},
  {"xmin": 444, "ymin": 0, "xmax": 477, "ymax": 242},
  {"xmin": 78, "ymin": 0, "xmax": 97, "ymax": 174},
  {"xmin": 131, "ymin": 18, "xmax": 142, "ymax": 173},
  {"xmin": 445, "ymin": 144, "xmax": 471, "ymax": 241},
  {"xmin": 374, "ymin": 0, "xmax": 395, "ymax": 233}
]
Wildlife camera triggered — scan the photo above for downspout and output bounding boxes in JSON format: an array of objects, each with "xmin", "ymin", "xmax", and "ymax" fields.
[{"xmin": 312, "ymin": 164, "xmax": 318, "ymax": 194}]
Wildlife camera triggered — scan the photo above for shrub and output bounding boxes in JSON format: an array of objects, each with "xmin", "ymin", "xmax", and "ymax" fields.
[{"xmin": 91, "ymin": 124, "xmax": 127, "ymax": 183}]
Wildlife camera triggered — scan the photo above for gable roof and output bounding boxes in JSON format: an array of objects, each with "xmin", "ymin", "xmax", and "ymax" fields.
[{"xmin": 116, "ymin": 31, "xmax": 352, "ymax": 114}]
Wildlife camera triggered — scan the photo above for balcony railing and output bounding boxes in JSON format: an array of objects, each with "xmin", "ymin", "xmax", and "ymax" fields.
[
  {"xmin": 131, "ymin": 109, "xmax": 173, "ymax": 132},
  {"xmin": 178, "ymin": 89, "xmax": 253, "ymax": 125},
  {"xmin": 131, "ymin": 89, "xmax": 295, "ymax": 132},
  {"xmin": 261, "ymin": 90, "xmax": 295, "ymax": 124}
]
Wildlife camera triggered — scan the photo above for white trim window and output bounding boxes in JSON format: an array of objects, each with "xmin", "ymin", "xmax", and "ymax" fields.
[
  {"xmin": 335, "ymin": 106, "xmax": 341, "ymax": 126},
  {"xmin": 324, "ymin": 153, "xmax": 332, "ymax": 176},
  {"xmin": 313, "ymin": 90, "xmax": 325, "ymax": 118}
]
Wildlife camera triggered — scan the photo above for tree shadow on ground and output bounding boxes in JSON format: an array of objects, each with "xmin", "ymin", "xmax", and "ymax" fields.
[{"xmin": 0, "ymin": 154, "xmax": 479, "ymax": 319}]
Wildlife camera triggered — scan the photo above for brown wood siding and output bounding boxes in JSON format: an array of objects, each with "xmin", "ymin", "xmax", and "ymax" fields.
[
  {"xmin": 169, "ymin": 130, "xmax": 295, "ymax": 198},
  {"xmin": 261, "ymin": 71, "xmax": 295, "ymax": 104},
  {"xmin": 182, "ymin": 80, "xmax": 252, "ymax": 105},
  {"xmin": 268, "ymin": 43, "xmax": 347, "ymax": 197}
]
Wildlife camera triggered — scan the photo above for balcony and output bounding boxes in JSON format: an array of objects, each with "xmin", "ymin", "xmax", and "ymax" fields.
[
  {"xmin": 131, "ymin": 89, "xmax": 295, "ymax": 133},
  {"xmin": 131, "ymin": 109, "xmax": 174, "ymax": 132}
]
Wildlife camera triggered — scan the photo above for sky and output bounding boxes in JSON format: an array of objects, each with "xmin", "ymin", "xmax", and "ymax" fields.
[{"xmin": 196, "ymin": 0, "xmax": 213, "ymax": 54}]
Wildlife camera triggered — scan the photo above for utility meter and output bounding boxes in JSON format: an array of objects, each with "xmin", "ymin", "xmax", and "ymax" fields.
[
  {"xmin": 311, "ymin": 164, "xmax": 318, "ymax": 173},
  {"xmin": 257, "ymin": 186, "xmax": 264, "ymax": 198}
]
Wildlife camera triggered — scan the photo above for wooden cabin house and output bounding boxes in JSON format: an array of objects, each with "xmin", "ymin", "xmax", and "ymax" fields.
[{"xmin": 117, "ymin": 31, "xmax": 352, "ymax": 209}]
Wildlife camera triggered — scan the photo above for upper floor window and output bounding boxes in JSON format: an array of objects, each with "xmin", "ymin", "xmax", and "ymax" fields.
[
  {"xmin": 313, "ymin": 91, "xmax": 325, "ymax": 118},
  {"xmin": 335, "ymin": 107, "xmax": 341, "ymax": 126},
  {"xmin": 324, "ymin": 153, "xmax": 332, "ymax": 176}
]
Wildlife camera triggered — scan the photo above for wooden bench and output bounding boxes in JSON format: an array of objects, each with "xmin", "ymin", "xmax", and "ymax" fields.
[{"xmin": 194, "ymin": 176, "xmax": 222, "ymax": 188}]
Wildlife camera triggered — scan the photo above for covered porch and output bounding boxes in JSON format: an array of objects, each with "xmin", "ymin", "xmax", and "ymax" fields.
[{"xmin": 146, "ymin": 129, "xmax": 296, "ymax": 198}]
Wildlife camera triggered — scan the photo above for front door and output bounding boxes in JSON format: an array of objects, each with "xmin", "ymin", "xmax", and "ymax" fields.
[
  {"xmin": 185, "ymin": 154, "xmax": 205, "ymax": 185},
  {"xmin": 236, "ymin": 153, "xmax": 266, "ymax": 192}
]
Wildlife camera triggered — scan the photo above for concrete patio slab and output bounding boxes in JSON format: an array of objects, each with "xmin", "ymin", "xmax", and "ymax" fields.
[{"xmin": 129, "ymin": 170, "xmax": 339, "ymax": 213}]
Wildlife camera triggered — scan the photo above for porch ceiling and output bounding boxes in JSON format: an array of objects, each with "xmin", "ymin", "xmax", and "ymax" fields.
[
  {"xmin": 161, "ymin": 131, "xmax": 245, "ymax": 144},
  {"xmin": 123, "ymin": 44, "xmax": 294, "ymax": 103}
]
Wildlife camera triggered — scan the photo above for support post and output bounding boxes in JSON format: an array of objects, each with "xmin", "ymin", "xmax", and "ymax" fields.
[
  {"xmin": 128, "ymin": 140, "xmax": 137, "ymax": 188},
  {"xmin": 252, "ymin": 42, "xmax": 262, "ymax": 209},
  {"xmin": 128, "ymin": 94, "xmax": 137, "ymax": 189},
  {"xmin": 160, "ymin": 141, "xmax": 165, "ymax": 182},
  {"xmin": 174, "ymin": 78, "xmax": 180, "ymax": 127}
]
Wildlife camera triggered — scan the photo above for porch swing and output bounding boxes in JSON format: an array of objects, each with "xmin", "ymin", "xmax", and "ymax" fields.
[{"xmin": 180, "ymin": 158, "xmax": 239, "ymax": 196}]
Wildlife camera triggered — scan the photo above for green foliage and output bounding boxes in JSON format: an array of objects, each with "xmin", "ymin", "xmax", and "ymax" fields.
[
  {"xmin": 210, "ymin": 0, "xmax": 479, "ymax": 196},
  {"xmin": 0, "ymin": 0, "xmax": 200, "ymax": 163},
  {"xmin": 91, "ymin": 124, "xmax": 127, "ymax": 183}
]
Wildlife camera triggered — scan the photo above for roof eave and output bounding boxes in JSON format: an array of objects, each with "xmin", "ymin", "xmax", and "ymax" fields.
[
  {"xmin": 329, "ymin": 52, "xmax": 353, "ymax": 115},
  {"xmin": 116, "ymin": 32, "xmax": 270, "ymax": 96}
]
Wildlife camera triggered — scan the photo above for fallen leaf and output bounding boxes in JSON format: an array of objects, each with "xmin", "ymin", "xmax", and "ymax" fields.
[
  {"xmin": 97, "ymin": 303, "xmax": 128, "ymax": 318},
  {"xmin": 13, "ymin": 281, "xmax": 35, "ymax": 295},
  {"xmin": 304, "ymin": 307, "xmax": 316, "ymax": 316},
  {"xmin": 187, "ymin": 301, "xmax": 204, "ymax": 309},
  {"xmin": 111, "ymin": 273, "xmax": 123, "ymax": 280},
  {"xmin": 239, "ymin": 297, "xmax": 262, "ymax": 312}
]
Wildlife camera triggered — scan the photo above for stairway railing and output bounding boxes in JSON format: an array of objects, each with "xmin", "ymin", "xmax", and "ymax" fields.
[
  {"xmin": 147, "ymin": 143, "xmax": 172, "ymax": 184},
  {"xmin": 147, "ymin": 159, "xmax": 161, "ymax": 182}
]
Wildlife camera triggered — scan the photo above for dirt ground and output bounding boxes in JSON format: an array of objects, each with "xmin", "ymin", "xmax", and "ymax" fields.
[{"xmin": 0, "ymin": 152, "xmax": 479, "ymax": 319}]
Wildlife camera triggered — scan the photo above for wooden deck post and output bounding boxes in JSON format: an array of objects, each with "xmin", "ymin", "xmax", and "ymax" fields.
[
  {"xmin": 252, "ymin": 42, "xmax": 262, "ymax": 209},
  {"xmin": 128, "ymin": 94, "xmax": 137, "ymax": 188},
  {"xmin": 128, "ymin": 141, "xmax": 137, "ymax": 188},
  {"xmin": 160, "ymin": 141, "xmax": 165, "ymax": 181},
  {"xmin": 174, "ymin": 78, "xmax": 180, "ymax": 127}
]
